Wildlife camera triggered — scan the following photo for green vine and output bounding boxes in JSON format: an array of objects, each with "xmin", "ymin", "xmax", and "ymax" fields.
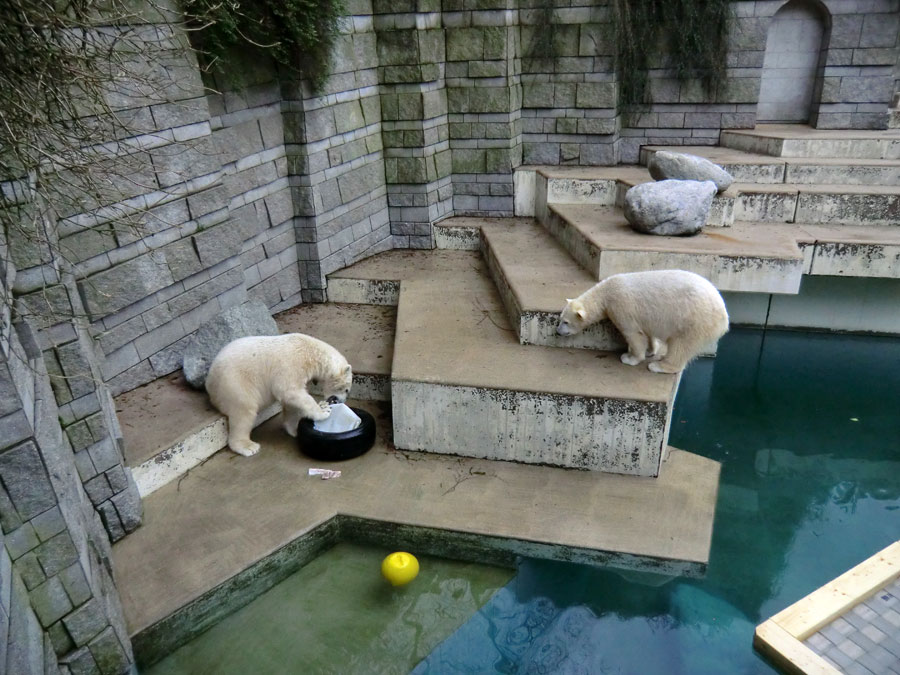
[
  {"xmin": 614, "ymin": 0, "xmax": 731, "ymax": 107},
  {"xmin": 182, "ymin": 0, "xmax": 345, "ymax": 91}
]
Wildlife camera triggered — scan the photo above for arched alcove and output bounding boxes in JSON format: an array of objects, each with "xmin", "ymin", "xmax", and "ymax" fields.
[{"xmin": 757, "ymin": 0, "xmax": 829, "ymax": 123}]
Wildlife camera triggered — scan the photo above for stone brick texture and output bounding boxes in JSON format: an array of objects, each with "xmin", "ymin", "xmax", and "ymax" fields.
[
  {"xmin": 0, "ymin": 0, "xmax": 898, "ymax": 667},
  {"xmin": 8, "ymin": 0, "xmax": 897, "ymax": 399},
  {"xmin": 1, "ymin": 244, "xmax": 134, "ymax": 674}
]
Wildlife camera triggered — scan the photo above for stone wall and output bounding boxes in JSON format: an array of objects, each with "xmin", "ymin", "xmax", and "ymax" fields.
[
  {"xmin": 2, "ymin": 234, "xmax": 134, "ymax": 673},
  {"xmin": 7, "ymin": 0, "xmax": 896, "ymax": 401}
]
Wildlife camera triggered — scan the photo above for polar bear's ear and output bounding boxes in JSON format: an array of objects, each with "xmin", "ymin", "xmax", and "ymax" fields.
[
  {"xmin": 565, "ymin": 298, "xmax": 573, "ymax": 304},
  {"xmin": 575, "ymin": 307, "xmax": 587, "ymax": 319},
  {"xmin": 342, "ymin": 364, "xmax": 352, "ymax": 376}
]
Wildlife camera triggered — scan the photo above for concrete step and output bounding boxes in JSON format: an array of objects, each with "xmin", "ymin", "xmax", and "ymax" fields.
[
  {"xmin": 524, "ymin": 165, "xmax": 900, "ymax": 230},
  {"xmin": 112, "ymin": 404, "xmax": 720, "ymax": 665},
  {"xmin": 327, "ymin": 249, "xmax": 480, "ymax": 305},
  {"xmin": 534, "ymin": 163, "xmax": 900, "ymax": 228},
  {"xmin": 641, "ymin": 145, "xmax": 900, "ymax": 186},
  {"xmin": 797, "ymin": 224, "xmax": 900, "ymax": 279},
  {"xmin": 329, "ymin": 249, "xmax": 682, "ymax": 475},
  {"xmin": 720, "ymin": 124, "xmax": 900, "ymax": 160},
  {"xmin": 115, "ymin": 303, "xmax": 395, "ymax": 496},
  {"xmin": 540, "ymin": 203, "xmax": 804, "ymax": 293},
  {"xmin": 480, "ymin": 220, "xmax": 624, "ymax": 351},
  {"xmin": 390, "ymin": 258, "xmax": 681, "ymax": 477}
]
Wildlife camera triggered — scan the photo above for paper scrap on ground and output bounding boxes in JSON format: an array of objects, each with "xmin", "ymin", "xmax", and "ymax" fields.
[
  {"xmin": 309, "ymin": 468, "xmax": 341, "ymax": 480},
  {"xmin": 313, "ymin": 402, "xmax": 362, "ymax": 433}
]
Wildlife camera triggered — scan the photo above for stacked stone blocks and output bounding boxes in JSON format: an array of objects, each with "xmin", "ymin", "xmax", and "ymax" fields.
[
  {"xmin": 375, "ymin": 0, "xmax": 453, "ymax": 248},
  {"xmin": 445, "ymin": 0, "xmax": 523, "ymax": 216},
  {"xmin": 1, "ymin": 257, "xmax": 134, "ymax": 673},
  {"xmin": 520, "ymin": 0, "xmax": 619, "ymax": 167}
]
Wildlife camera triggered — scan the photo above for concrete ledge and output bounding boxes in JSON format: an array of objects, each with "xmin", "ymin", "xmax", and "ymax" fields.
[
  {"xmin": 544, "ymin": 204, "xmax": 804, "ymax": 293},
  {"xmin": 392, "ymin": 379, "xmax": 673, "ymax": 476},
  {"xmin": 720, "ymin": 125, "xmax": 900, "ymax": 160},
  {"xmin": 641, "ymin": 145, "xmax": 900, "ymax": 186},
  {"xmin": 114, "ymin": 404, "xmax": 720, "ymax": 666}
]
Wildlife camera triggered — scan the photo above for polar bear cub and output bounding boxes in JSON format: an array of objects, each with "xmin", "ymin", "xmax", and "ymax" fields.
[
  {"xmin": 205, "ymin": 333, "xmax": 353, "ymax": 456},
  {"xmin": 557, "ymin": 270, "xmax": 728, "ymax": 374}
]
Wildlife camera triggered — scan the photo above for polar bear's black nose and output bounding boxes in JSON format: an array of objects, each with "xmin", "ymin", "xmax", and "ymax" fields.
[{"xmin": 326, "ymin": 396, "xmax": 339, "ymax": 405}]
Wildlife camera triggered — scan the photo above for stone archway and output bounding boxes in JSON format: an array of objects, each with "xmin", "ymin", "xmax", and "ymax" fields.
[{"xmin": 757, "ymin": 0, "xmax": 829, "ymax": 123}]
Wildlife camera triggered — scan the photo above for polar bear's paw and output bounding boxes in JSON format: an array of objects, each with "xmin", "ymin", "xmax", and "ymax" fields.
[
  {"xmin": 230, "ymin": 440, "xmax": 261, "ymax": 457},
  {"xmin": 620, "ymin": 352, "xmax": 643, "ymax": 366}
]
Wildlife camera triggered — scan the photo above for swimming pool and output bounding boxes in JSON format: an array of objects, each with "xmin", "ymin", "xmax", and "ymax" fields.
[{"xmin": 148, "ymin": 328, "xmax": 900, "ymax": 673}]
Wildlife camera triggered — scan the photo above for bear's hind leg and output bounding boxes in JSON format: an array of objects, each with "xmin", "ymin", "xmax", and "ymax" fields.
[
  {"xmin": 648, "ymin": 337, "xmax": 695, "ymax": 374},
  {"xmin": 648, "ymin": 337, "xmax": 667, "ymax": 361},
  {"xmin": 226, "ymin": 407, "xmax": 261, "ymax": 457},
  {"xmin": 620, "ymin": 331, "xmax": 649, "ymax": 366}
]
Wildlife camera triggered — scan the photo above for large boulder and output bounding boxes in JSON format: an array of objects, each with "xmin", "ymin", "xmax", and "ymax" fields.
[
  {"xmin": 648, "ymin": 151, "xmax": 733, "ymax": 193},
  {"xmin": 182, "ymin": 300, "xmax": 279, "ymax": 389},
  {"xmin": 624, "ymin": 179, "xmax": 717, "ymax": 236}
]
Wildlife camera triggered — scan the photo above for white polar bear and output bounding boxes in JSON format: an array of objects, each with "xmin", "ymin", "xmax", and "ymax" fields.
[
  {"xmin": 557, "ymin": 270, "xmax": 729, "ymax": 374},
  {"xmin": 205, "ymin": 333, "xmax": 352, "ymax": 456}
]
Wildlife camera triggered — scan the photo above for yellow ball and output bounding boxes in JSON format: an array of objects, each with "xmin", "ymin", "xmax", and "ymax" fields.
[{"xmin": 381, "ymin": 552, "xmax": 419, "ymax": 587}]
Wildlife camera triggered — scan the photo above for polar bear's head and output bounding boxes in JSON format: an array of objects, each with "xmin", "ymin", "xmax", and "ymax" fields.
[
  {"xmin": 557, "ymin": 298, "xmax": 592, "ymax": 336},
  {"xmin": 322, "ymin": 363, "xmax": 353, "ymax": 404}
]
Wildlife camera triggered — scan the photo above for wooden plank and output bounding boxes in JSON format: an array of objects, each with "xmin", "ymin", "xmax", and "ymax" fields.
[
  {"xmin": 773, "ymin": 540, "xmax": 900, "ymax": 640},
  {"xmin": 754, "ymin": 621, "xmax": 841, "ymax": 675},
  {"xmin": 753, "ymin": 619, "xmax": 840, "ymax": 675}
]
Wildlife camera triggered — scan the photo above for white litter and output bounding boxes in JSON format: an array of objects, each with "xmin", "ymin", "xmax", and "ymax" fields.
[
  {"xmin": 308, "ymin": 468, "xmax": 341, "ymax": 480},
  {"xmin": 313, "ymin": 402, "xmax": 362, "ymax": 433}
]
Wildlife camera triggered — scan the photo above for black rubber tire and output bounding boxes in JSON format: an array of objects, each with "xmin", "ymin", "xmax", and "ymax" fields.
[{"xmin": 297, "ymin": 407, "xmax": 377, "ymax": 461}]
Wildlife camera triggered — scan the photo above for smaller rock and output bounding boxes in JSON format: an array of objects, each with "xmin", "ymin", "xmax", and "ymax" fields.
[
  {"xmin": 624, "ymin": 180, "xmax": 717, "ymax": 236},
  {"xmin": 648, "ymin": 151, "xmax": 733, "ymax": 192},
  {"xmin": 182, "ymin": 301, "xmax": 278, "ymax": 389}
]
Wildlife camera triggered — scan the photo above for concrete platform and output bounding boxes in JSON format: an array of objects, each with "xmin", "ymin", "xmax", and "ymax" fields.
[
  {"xmin": 542, "ymin": 203, "xmax": 804, "ymax": 293},
  {"xmin": 115, "ymin": 303, "xmax": 397, "ymax": 495},
  {"xmin": 641, "ymin": 145, "xmax": 900, "ymax": 185},
  {"xmin": 327, "ymin": 249, "xmax": 482, "ymax": 305},
  {"xmin": 720, "ymin": 124, "xmax": 900, "ymax": 160},
  {"xmin": 390, "ymin": 258, "xmax": 680, "ymax": 476},
  {"xmin": 112, "ymin": 399, "xmax": 720, "ymax": 664},
  {"xmin": 480, "ymin": 220, "xmax": 622, "ymax": 351}
]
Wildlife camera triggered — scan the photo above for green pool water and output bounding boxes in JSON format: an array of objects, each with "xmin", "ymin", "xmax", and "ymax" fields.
[{"xmin": 149, "ymin": 329, "xmax": 900, "ymax": 673}]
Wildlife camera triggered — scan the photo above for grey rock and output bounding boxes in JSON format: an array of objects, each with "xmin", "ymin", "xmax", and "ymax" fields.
[
  {"xmin": 624, "ymin": 180, "xmax": 717, "ymax": 236},
  {"xmin": 648, "ymin": 151, "xmax": 734, "ymax": 192},
  {"xmin": 181, "ymin": 300, "xmax": 278, "ymax": 389}
]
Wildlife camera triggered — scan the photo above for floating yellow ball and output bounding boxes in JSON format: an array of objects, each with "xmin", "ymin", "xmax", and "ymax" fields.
[{"xmin": 381, "ymin": 552, "xmax": 419, "ymax": 586}]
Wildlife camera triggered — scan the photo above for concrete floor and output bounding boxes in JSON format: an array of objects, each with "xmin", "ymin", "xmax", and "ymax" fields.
[
  {"xmin": 116, "ymin": 373, "xmax": 220, "ymax": 467},
  {"xmin": 112, "ymin": 399, "xmax": 720, "ymax": 642}
]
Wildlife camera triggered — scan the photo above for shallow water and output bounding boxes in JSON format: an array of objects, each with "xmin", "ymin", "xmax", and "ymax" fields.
[{"xmin": 149, "ymin": 329, "xmax": 900, "ymax": 674}]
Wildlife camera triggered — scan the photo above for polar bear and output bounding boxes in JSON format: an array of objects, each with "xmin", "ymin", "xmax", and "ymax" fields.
[
  {"xmin": 205, "ymin": 333, "xmax": 353, "ymax": 456},
  {"xmin": 556, "ymin": 270, "xmax": 728, "ymax": 374}
]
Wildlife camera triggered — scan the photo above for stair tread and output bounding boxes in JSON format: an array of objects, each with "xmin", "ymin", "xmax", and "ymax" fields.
[
  {"xmin": 551, "ymin": 204, "xmax": 803, "ymax": 260},
  {"xmin": 388, "ymin": 256, "xmax": 676, "ymax": 402},
  {"xmin": 727, "ymin": 124, "xmax": 900, "ymax": 140},
  {"xmin": 482, "ymin": 220, "xmax": 594, "ymax": 313},
  {"xmin": 644, "ymin": 145, "xmax": 900, "ymax": 167}
]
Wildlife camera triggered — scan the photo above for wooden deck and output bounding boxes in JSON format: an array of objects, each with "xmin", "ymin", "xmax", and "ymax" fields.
[{"xmin": 755, "ymin": 541, "xmax": 900, "ymax": 674}]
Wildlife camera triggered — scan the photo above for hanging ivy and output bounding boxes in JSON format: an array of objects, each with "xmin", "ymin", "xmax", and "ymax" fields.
[
  {"xmin": 182, "ymin": 0, "xmax": 345, "ymax": 91},
  {"xmin": 613, "ymin": 0, "xmax": 731, "ymax": 107}
]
